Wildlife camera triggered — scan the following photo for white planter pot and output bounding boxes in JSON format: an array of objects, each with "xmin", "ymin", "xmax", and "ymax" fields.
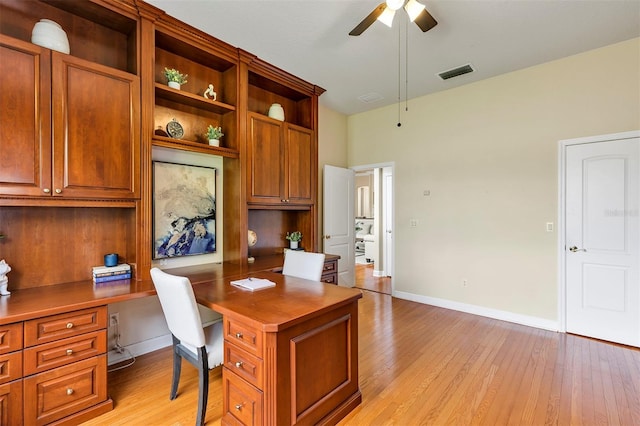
[
  {"xmin": 209, "ymin": 139, "xmax": 219, "ymax": 147},
  {"xmin": 289, "ymin": 241, "xmax": 299, "ymax": 249},
  {"xmin": 168, "ymin": 81, "xmax": 181, "ymax": 90}
]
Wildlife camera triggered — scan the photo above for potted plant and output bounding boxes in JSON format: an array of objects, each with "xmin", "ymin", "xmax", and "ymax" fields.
[
  {"xmin": 206, "ymin": 125, "xmax": 224, "ymax": 146},
  {"xmin": 164, "ymin": 67, "xmax": 188, "ymax": 89},
  {"xmin": 285, "ymin": 231, "xmax": 302, "ymax": 249}
]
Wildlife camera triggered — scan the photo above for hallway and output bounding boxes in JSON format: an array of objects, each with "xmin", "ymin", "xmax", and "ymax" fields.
[{"xmin": 355, "ymin": 263, "xmax": 391, "ymax": 294}]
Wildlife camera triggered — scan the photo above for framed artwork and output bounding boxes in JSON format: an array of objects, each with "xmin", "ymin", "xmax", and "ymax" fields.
[{"xmin": 153, "ymin": 161, "xmax": 216, "ymax": 259}]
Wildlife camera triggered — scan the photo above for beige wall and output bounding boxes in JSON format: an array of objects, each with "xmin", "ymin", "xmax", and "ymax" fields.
[
  {"xmin": 346, "ymin": 38, "xmax": 640, "ymax": 322},
  {"xmin": 317, "ymin": 103, "xmax": 349, "ymax": 249}
]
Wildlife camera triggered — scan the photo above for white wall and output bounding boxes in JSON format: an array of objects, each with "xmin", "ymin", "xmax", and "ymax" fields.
[{"xmin": 347, "ymin": 38, "xmax": 640, "ymax": 326}]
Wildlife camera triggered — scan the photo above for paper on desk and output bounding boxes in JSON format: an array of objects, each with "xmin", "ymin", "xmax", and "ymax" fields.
[{"xmin": 230, "ymin": 278, "xmax": 276, "ymax": 291}]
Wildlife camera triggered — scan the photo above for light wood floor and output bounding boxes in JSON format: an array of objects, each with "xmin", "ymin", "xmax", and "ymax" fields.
[
  {"xmin": 355, "ymin": 263, "xmax": 391, "ymax": 294},
  {"xmin": 83, "ymin": 291, "xmax": 640, "ymax": 425}
]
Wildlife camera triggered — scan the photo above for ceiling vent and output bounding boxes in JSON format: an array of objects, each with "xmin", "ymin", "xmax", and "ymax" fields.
[
  {"xmin": 357, "ymin": 92, "xmax": 384, "ymax": 103},
  {"xmin": 438, "ymin": 63, "xmax": 475, "ymax": 81}
]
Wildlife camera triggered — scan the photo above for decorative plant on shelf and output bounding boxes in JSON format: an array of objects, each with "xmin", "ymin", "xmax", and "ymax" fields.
[
  {"xmin": 206, "ymin": 125, "xmax": 224, "ymax": 140},
  {"xmin": 163, "ymin": 67, "xmax": 188, "ymax": 85},
  {"xmin": 286, "ymin": 231, "xmax": 302, "ymax": 249}
]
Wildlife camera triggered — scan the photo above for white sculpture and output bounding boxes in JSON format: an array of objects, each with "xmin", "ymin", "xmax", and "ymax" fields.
[
  {"xmin": 0, "ymin": 259, "xmax": 11, "ymax": 296},
  {"xmin": 203, "ymin": 84, "xmax": 217, "ymax": 101}
]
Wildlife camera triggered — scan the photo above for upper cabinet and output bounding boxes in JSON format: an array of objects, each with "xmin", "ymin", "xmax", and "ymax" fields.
[
  {"xmin": 0, "ymin": 0, "xmax": 140, "ymax": 202},
  {"xmin": 151, "ymin": 25, "xmax": 239, "ymax": 157}
]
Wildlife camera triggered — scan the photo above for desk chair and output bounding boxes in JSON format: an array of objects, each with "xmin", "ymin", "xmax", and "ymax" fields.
[
  {"xmin": 282, "ymin": 250, "xmax": 326, "ymax": 281},
  {"xmin": 150, "ymin": 268, "xmax": 223, "ymax": 426}
]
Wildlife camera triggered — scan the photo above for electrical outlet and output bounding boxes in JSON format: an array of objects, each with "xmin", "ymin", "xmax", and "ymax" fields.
[
  {"xmin": 462, "ymin": 279, "xmax": 468, "ymax": 287},
  {"xmin": 110, "ymin": 313, "xmax": 119, "ymax": 327}
]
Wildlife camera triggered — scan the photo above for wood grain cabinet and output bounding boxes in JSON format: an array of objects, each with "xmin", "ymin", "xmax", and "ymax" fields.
[
  {"xmin": 0, "ymin": 323, "xmax": 23, "ymax": 426},
  {"xmin": 0, "ymin": 1, "xmax": 140, "ymax": 201}
]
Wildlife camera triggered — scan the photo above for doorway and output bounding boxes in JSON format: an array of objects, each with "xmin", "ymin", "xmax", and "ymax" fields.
[
  {"xmin": 352, "ymin": 163, "xmax": 394, "ymax": 294},
  {"xmin": 559, "ymin": 131, "xmax": 640, "ymax": 347}
]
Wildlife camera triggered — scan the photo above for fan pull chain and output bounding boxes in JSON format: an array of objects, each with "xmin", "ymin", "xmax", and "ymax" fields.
[
  {"xmin": 397, "ymin": 20, "xmax": 402, "ymax": 127},
  {"xmin": 405, "ymin": 18, "xmax": 409, "ymax": 113}
]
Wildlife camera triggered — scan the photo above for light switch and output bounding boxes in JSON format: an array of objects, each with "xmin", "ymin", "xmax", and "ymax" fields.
[
  {"xmin": 423, "ymin": 190, "xmax": 430, "ymax": 196},
  {"xmin": 410, "ymin": 219, "xmax": 418, "ymax": 228}
]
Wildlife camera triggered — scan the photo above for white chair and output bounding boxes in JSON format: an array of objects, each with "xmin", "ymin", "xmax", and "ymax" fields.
[
  {"xmin": 150, "ymin": 268, "xmax": 223, "ymax": 426},
  {"xmin": 282, "ymin": 250, "xmax": 326, "ymax": 281}
]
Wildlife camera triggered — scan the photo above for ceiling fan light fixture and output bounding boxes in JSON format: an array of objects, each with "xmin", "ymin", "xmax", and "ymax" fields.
[
  {"xmin": 386, "ymin": 0, "xmax": 405, "ymax": 11},
  {"xmin": 405, "ymin": 0, "xmax": 426, "ymax": 22},
  {"xmin": 377, "ymin": 8, "xmax": 396, "ymax": 27}
]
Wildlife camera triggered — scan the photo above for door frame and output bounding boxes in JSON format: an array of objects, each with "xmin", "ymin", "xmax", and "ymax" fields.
[
  {"xmin": 352, "ymin": 162, "xmax": 395, "ymax": 286},
  {"xmin": 557, "ymin": 130, "xmax": 640, "ymax": 333}
]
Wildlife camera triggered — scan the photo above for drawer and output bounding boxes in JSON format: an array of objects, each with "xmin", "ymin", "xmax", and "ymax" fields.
[
  {"xmin": 24, "ymin": 307, "xmax": 107, "ymax": 347},
  {"xmin": 321, "ymin": 272, "xmax": 337, "ymax": 284},
  {"xmin": 223, "ymin": 369, "xmax": 263, "ymax": 426},
  {"xmin": 224, "ymin": 317, "xmax": 262, "ymax": 357},
  {"xmin": 24, "ymin": 355, "xmax": 107, "ymax": 426},
  {"xmin": 23, "ymin": 330, "xmax": 107, "ymax": 376},
  {"xmin": 0, "ymin": 379, "xmax": 23, "ymax": 426},
  {"xmin": 0, "ymin": 323, "xmax": 23, "ymax": 354},
  {"xmin": 0, "ymin": 352, "xmax": 22, "ymax": 385},
  {"xmin": 224, "ymin": 342, "xmax": 263, "ymax": 389},
  {"xmin": 322, "ymin": 259, "xmax": 337, "ymax": 274}
]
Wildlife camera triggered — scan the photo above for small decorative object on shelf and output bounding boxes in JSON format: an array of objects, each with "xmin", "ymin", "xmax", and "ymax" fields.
[
  {"xmin": 203, "ymin": 84, "xmax": 217, "ymax": 101},
  {"xmin": 164, "ymin": 67, "xmax": 188, "ymax": 90},
  {"xmin": 206, "ymin": 125, "xmax": 224, "ymax": 146},
  {"xmin": 268, "ymin": 103, "xmax": 285, "ymax": 121},
  {"xmin": 31, "ymin": 19, "xmax": 70, "ymax": 54},
  {"xmin": 285, "ymin": 231, "xmax": 302, "ymax": 249},
  {"xmin": 154, "ymin": 126, "xmax": 168, "ymax": 137},
  {"xmin": 248, "ymin": 229, "xmax": 257, "ymax": 263},
  {"xmin": 166, "ymin": 118, "xmax": 184, "ymax": 139},
  {"xmin": 0, "ymin": 259, "xmax": 11, "ymax": 296}
]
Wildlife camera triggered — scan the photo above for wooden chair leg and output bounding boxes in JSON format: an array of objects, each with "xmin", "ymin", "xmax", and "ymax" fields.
[
  {"xmin": 170, "ymin": 335, "xmax": 181, "ymax": 400},
  {"xmin": 195, "ymin": 347, "xmax": 209, "ymax": 426}
]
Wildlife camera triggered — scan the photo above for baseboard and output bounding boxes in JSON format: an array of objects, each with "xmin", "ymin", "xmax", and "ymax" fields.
[
  {"xmin": 372, "ymin": 269, "xmax": 385, "ymax": 277},
  {"xmin": 392, "ymin": 290, "xmax": 559, "ymax": 332},
  {"xmin": 108, "ymin": 333, "xmax": 172, "ymax": 365}
]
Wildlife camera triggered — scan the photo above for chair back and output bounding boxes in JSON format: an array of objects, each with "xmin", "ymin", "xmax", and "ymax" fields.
[
  {"xmin": 150, "ymin": 268, "xmax": 205, "ymax": 348},
  {"xmin": 282, "ymin": 250, "xmax": 326, "ymax": 281}
]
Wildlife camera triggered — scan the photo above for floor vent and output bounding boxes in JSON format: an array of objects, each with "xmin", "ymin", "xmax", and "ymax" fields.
[{"xmin": 438, "ymin": 64, "xmax": 475, "ymax": 80}]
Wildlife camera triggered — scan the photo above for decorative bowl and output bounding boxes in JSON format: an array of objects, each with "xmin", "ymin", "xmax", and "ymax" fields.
[{"xmin": 31, "ymin": 19, "xmax": 70, "ymax": 54}]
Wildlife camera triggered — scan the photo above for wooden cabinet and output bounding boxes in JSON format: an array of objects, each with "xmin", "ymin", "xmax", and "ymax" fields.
[
  {"xmin": 0, "ymin": 307, "xmax": 111, "ymax": 425},
  {"xmin": 247, "ymin": 114, "xmax": 314, "ymax": 205},
  {"xmin": 0, "ymin": 322, "xmax": 23, "ymax": 426},
  {"xmin": 0, "ymin": 8, "xmax": 140, "ymax": 200}
]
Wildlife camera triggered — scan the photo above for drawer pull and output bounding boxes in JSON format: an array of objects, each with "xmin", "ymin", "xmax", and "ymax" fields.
[
  {"xmin": 235, "ymin": 404, "xmax": 242, "ymax": 411},
  {"xmin": 66, "ymin": 322, "xmax": 74, "ymax": 329},
  {"xmin": 66, "ymin": 388, "xmax": 74, "ymax": 395},
  {"xmin": 235, "ymin": 361, "xmax": 243, "ymax": 368},
  {"xmin": 235, "ymin": 332, "xmax": 243, "ymax": 339},
  {"xmin": 66, "ymin": 349, "xmax": 73, "ymax": 356}
]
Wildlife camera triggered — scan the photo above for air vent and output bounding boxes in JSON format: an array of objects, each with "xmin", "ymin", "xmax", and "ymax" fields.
[
  {"xmin": 357, "ymin": 92, "xmax": 384, "ymax": 103},
  {"xmin": 438, "ymin": 64, "xmax": 475, "ymax": 80}
]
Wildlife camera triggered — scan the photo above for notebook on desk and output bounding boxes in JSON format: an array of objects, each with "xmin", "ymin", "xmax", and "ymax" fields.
[{"xmin": 231, "ymin": 277, "xmax": 276, "ymax": 291}]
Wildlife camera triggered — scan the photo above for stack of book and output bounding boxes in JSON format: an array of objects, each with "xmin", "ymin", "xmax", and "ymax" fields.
[{"xmin": 92, "ymin": 264, "xmax": 131, "ymax": 283}]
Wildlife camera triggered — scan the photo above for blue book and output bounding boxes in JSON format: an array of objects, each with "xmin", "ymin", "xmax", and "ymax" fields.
[{"xmin": 93, "ymin": 272, "xmax": 131, "ymax": 283}]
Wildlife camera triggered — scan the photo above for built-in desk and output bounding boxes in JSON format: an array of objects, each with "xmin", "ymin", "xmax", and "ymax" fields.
[{"xmin": 0, "ymin": 253, "xmax": 358, "ymax": 425}]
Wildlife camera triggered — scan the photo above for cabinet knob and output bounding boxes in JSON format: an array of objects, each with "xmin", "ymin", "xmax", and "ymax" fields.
[
  {"xmin": 43, "ymin": 188, "xmax": 51, "ymax": 193},
  {"xmin": 66, "ymin": 349, "xmax": 73, "ymax": 356},
  {"xmin": 235, "ymin": 361, "xmax": 243, "ymax": 368},
  {"xmin": 66, "ymin": 322, "xmax": 74, "ymax": 329},
  {"xmin": 66, "ymin": 388, "xmax": 74, "ymax": 395},
  {"xmin": 235, "ymin": 332, "xmax": 243, "ymax": 339},
  {"xmin": 55, "ymin": 188, "xmax": 62, "ymax": 194},
  {"xmin": 235, "ymin": 404, "xmax": 242, "ymax": 411}
]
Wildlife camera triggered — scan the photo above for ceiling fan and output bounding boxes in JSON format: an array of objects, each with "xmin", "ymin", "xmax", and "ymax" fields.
[{"xmin": 349, "ymin": 0, "xmax": 437, "ymax": 36}]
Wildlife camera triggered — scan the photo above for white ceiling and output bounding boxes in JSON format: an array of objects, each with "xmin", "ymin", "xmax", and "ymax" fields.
[{"xmin": 146, "ymin": 0, "xmax": 640, "ymax": 116}]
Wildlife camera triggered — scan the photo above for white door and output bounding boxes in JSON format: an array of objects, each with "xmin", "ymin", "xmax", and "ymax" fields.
[
  {"xmin": 383, "ymin": 168, "xmax": 393, "ymax": 277},
  {"xmin": 323, "ymin": 165, "xmax": 355, "ymax": 287},
  {"xmin": 565, "ymin": 134, "xmax": 640, "ymax": 347}
]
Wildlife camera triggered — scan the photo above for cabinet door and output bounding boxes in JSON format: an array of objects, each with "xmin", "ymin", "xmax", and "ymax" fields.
[
  {"xmin": 51, "ymin": 53, "xmax": 140, "ymax": 199},
  {"xmin": 285, "ymin": 125, "xmax": 314, "ymax": 204},
  {"xmin": 247, "ymin": 114, "xmax": 283, "ymax": 204},
  {"xmin": 0, "ymin": 380, "xmax": 22, "ymax": 426},
  {"xmin": 0, "ymin": 35, "xmax": 51, "ymax": 197}
]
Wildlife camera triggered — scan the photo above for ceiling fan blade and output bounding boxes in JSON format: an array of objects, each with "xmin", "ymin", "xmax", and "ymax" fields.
[
  {"xmin": 413, "ymin": 8, "xmax": 438, "ymax": 32},
  {"xmin": 349, "ymin": 3, "xmax": 387, "ymax": 36}
]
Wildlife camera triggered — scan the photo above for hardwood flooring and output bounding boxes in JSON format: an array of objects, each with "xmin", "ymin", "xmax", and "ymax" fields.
[
  {"xmin": 355, "ymin": 263, "xmax": 391, "ymax": 294},
  {"xmin": 82, "ymin": 291, "xmax": 640, "ymax": 426}
]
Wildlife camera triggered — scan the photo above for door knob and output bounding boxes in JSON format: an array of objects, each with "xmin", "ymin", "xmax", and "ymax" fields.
[
  {"xmin": 325, "ymin": 235, "xmax": 331, "ymax": 239},
  {"xmin": 569, "ymin": 246, "xmax": 587, "ymax": 252}
]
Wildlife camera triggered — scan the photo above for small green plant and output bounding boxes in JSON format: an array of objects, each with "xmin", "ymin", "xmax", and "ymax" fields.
[
  {"xmin": 164, "ymin": 67, "xmax": 188, "ymax": 85},
  {"xmin": 285, "ymin": 231, "xmax": 302, "ymax": 242},
  {"xmin": 206, "ymin": 125, "xmax": 224, "ymax": 140}
]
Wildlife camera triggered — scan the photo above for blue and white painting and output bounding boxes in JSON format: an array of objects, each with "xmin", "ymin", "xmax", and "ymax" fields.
[{"xmin": 153, "ymin": 161, "xmax": 216, "ymax": 259}]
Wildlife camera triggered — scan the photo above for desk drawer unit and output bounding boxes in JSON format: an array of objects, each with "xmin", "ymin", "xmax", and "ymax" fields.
[
  {"xmin": 0, "ymin": 323, "xmax": 23, "ymax": 355},
  {"xmin": 223, "ymin": 369, "xmax": 263, "ymax": 426},
  {"xmin": 0, "ymin": 379, "xmax": 23, "ymax": 426},
  {"xmin": 224, "ymin": 342, "xmax": 263, "ymax": 389},
  {"xmin": 321, "ymin": 258, "xmax": 338, "ymax": 284},
  {"xmin": 224, "ymin": 318, "xmax": 262, "ymax": 357},
  {"xmin": 24, "ymin": 307, "xmax": 107, "ymax": 346},
  {"xmin": 0, "ymin": 352, "xmax": 22, "ymax": 384}
]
